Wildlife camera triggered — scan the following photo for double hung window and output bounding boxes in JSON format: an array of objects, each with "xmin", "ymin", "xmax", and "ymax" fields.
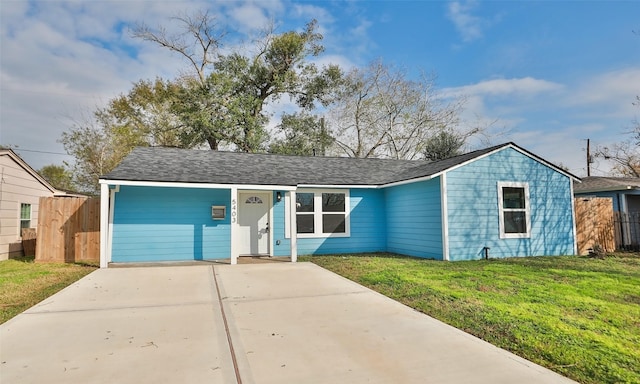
[
  {"xmin": 287, "ymin": 190, "xmax": 350, "ymax": 238},
  {"xmin": 498, "ymin": 182, "xmax": 530, "ymax": 238},
  {"xmin": 20, "ymin": 203, "xmax": 31, "ymax": 232}
]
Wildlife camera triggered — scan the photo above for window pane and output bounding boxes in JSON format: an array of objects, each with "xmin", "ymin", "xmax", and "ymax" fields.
[
  {"xmin": 20, "ymin": 204, "xmax": 31, "ymax": 219},
  {"xmin": 322, "ymin": 193, "xmax": 345, "ymax": 212},
  {"xmin": 296, "ymin": 214, "xmax": 314, "ymax": 233},
  {"xmin": 504, "ymin": 211, "xmax": 526, "ymax": 233},
  {"xmin": 296, "ymin": 193, "xmax": 314, "ymax": 212},
  {"xmin": 503, "ymin": 187, "xmax": 525, "ymax": 209},
  {"xmin": 323, "ymin": 214, "xmax": 345, "ymax": 233}
]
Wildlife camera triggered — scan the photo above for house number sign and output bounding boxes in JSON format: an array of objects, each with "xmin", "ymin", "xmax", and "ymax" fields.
[{"xmin": 231, "ymin": 198, "xmax": 237, "ymax": 223}]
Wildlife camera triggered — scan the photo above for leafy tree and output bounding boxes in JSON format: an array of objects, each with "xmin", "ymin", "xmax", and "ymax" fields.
[
  {"xmin": 38, "ymin": 165, "xmax": 75, "ymax": 191},
  {"xmin": 327, "ymin": 60, "xmax": 464, "ymax": 160},
  {"xmin": 269, "ymin": 113, "xmax": 333, "ymax": 156},
  {"xmin": 108, "ymin": 78, "xmax": 188, "ymax": 148},
  {"xmin": 133, "ymin": 14, "xmax": 341, "ymax": 152},
  {"xmin": 60, "ymin": 111, "xmax": 141, "ymax": 194},
  {"xmin": 62, "ymin": 14, "xmax": 342, "ymax": 192},
  {"xmin": 421, "ymin": 129, "xmax": 466, "ymax": 161}
]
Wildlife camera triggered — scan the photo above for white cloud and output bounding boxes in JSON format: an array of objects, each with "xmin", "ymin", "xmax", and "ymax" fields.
[
  {"xmin": 227, "ymin": 3, "xmax": 274, "ymax": 33},
  {"xmin": 444, "ymin": 77, "xmax": 564, "ymax": 98},
  {"xmin": 291, "ymin": 3, "xmax": 333, "ymax": 24},
  {"xmin": 446, "ymin": 0, "xmax": 484, "ymax": 42},
  {"xmin": 568, "ymin": 67, "xmax": 640, "ymax": 115},
  {"xmin": 439, "ymin": 73, "xmax": 632, "ymax": 177},
  {"xmin": 0, "ymin": 1, "xmax": 211, "ymax": 168},
  {"xmin": 0, "ymin": 0, "xmax": 352, "ymax": 169},
  {"xmin": 312, "ymin": 54, "xmax": 357, "ymax": 72}
]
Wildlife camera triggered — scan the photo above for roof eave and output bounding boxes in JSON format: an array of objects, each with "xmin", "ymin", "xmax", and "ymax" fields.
[
  {"xmin": 1, "ymin": 149, "xmax": 60, "ymax": 194},
  {"xmin": 99, "ymin": 178, "xmax": 298, "ymax": 191},
  {"xmin": 575, "ymin": 186, "xmax": 640, "ymax": 194},
  {"xmin": 297, "ymin": 184, "xmax": 380, "ymax": 189}
]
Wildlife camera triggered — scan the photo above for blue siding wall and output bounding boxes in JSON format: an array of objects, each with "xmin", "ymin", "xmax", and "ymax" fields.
[
  {"xmin": 112, "ymin": 186, "xmax": 231, "ymax": 262},
  {"xmin": 271, "ymin": 189, "xmax": 387, "ymax": 256},
  {"xmin": 385, "ymin": 179, "xmax": 444, "ymax": 259},
  {"xmin": 446, "ymin": 148, "xmax": 575, "ymax": 261}
]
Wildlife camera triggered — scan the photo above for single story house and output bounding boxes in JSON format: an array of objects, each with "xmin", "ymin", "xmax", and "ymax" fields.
[
  {"xmin": 0, "ymin": 149, "xmax": 61, "ymax": 259},
  {"xmin": 98, "ymin": 142, "xmax": 579, "ymax": 267},
  {"xmin": 574, "ymin": 176, "xmax": 640, "ymax": 248},
  {"xmin": 573, "ymin": 176, "xmax": 640, "ymax": 213}
]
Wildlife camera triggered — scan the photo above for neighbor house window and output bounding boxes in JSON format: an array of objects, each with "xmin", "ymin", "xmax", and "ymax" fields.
[
  {"xmin": 498, "ymin": 182, "xmax": 530, "ymax": 238},
  {"xmin": 20, "ymin": 203, "xmax": 31, "ymax": 231},
  {"xmin": 287, "ymin": 190, "xmax": 350, "ymax": 238}
]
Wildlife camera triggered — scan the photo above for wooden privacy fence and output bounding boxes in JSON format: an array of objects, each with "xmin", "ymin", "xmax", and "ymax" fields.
[
  {"xmin": 35, "ymin": 196, "xmax": 100, "ymax": 263},
  {"xmin": 21, "ymin": 228, "xmax": 37, "ymax": 256},
  {"xmin": 574, "ymin": 197, "xmax": 615, "ymax": 255}
]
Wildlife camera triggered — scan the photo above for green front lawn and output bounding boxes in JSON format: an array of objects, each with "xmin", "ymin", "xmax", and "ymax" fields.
[
  {"xmin": 303, "ymin": 253, "xmax": 640, "ymax": 384},
  {"xmin": 0, "ymin": 256, "xmax": 97, "ymax": 324}
]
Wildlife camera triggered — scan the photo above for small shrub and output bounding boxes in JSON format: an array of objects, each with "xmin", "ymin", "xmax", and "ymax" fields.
[{"xmin": 589, "ymin": 244, "xmax": 606, "ymax": 258}]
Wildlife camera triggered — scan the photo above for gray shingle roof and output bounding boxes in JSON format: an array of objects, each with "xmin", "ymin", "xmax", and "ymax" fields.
[
  {"xmin": 101, "ymin": 142, "xmax": 572, "ymax": 187},
  {"xmin": 574, "ymin": 176, "xmax": 640, "ymax": 193}
]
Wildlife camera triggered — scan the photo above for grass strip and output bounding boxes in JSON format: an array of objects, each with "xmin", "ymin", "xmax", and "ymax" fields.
[
  {"xmin": 303, "ymin": 253, "xmax": 640, "ymax": 384},
  {"xmin": 0, "ymin": 256, "xmax": 97, "ymax": 324}
]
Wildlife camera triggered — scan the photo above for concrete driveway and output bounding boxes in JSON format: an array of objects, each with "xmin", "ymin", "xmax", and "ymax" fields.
[{"xmin": 1, "ymin": 263, "xmax": 575, "ymax": 383}]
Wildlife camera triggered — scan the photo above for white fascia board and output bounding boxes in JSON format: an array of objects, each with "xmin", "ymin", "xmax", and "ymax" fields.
[
  {"xmin": 576, "ymin": 186, "xmax": 638, "ymax": 194},
  {"xmin": 297, "ymin": 184, "xmax": 379, "ymax": 189},
  {"xmin": 236, "ymin": 185, "xmax": 296, "ymax": 191},
  {"xmin": 380, "ymin": 174, "xmax": 436, "ymax": 189},
  {"xmin": 99, "ymin": 179, "xmax": 296, "ymax": 191}
]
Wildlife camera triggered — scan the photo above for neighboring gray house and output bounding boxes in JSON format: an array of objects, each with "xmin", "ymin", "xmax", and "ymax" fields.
[{"xmin": 0, "ymin": 149, "xmax": 61, "ymax": 259}]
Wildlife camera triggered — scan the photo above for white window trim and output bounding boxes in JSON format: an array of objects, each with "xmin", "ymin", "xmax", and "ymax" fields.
[
  {"xmin": 285, "ymin": 189, "xmax": 351, "ymax": 238},
  {"xmin": 497, "ymin": 181, "xmax": 531, "ymax": 239},
  {"xmin": 19, "ymin": 203, "xmax": 32, "ymax": 234}
]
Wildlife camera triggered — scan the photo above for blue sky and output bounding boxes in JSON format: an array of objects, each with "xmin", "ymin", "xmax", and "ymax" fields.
[{"xmin": 1, "ymin": 0, "xmax": 638, "ymax": 176}]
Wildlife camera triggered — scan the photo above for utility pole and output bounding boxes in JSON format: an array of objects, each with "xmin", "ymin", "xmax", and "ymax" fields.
[{"xmin": 586, "ymin": 138, "xmax": 591, "ymax": 177}]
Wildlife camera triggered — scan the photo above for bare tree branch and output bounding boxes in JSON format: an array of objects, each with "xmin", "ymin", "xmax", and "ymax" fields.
[{"xmin": 131, "ymin": 10, "xmax": 225, "ymax": 84}]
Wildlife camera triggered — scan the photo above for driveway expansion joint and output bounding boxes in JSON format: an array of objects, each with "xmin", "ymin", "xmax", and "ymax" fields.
[{"xmin": 211, "ymin": 265, "xmax": 243, "ymax": 384}]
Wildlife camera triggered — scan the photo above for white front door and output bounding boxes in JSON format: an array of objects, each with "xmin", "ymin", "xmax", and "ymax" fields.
[{"xmin": 238, "ymin": 192, "xmax": 270, "ymax": 255}]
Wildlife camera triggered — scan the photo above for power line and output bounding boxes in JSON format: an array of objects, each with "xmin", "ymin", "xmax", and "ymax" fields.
[{"xmin": 9, "ymin": 147, "xmax": 68, "ymax": 156}]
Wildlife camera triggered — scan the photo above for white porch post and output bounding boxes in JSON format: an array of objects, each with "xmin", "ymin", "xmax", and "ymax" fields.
[
  {"xmin": 99, "ymin": 183, "xmax": 110, "ymax": 268},
  {"xmin": 440, "ymin": 173, "xmax": 450, "ymax": 261},
  {"xmin": 569, "ymin": 181, "xmax": 578, "ymax": 255},
  {"xmin": 289, "ymin": 191, "xmax": 297, "ymax": 262},
  {"xmin": 230, "ymin": 187, "xmax": 238, "ymax": 265}
]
